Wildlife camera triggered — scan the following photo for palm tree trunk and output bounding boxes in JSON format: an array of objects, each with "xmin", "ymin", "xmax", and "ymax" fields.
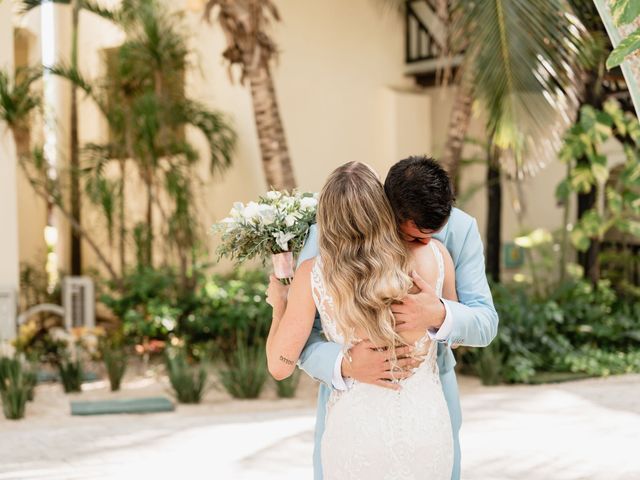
[
  {"xmin": 486, "ymin": 141, "xmax": 502, "ymax": 282},
  {"xmin": 70, "ymin": 0, "xmax": 82, "ymax": 275},
  {"xmin": 577, "ymin": 185, "xmax": 600, "ymax": 282},
  {"xmin": 577, "ymin": 69, "xmax": 605, "ymax": 283},
  {"xmin": 118, "ymin": 159, "xmax": 126, "ymax": 276},
  {"xmin": 11, "ymin": 126, "xmax": 30, "ymax": 160},
  {"xmin": 441, "ymin": 76, "xmax": 474, "ymax": 188},
  {"xmin": 146, "ymin": 166, "xmax": 154, "ymax": 267},
  {"xmin": 247, "ymin": 64, "xmax": 296, "ymax": 190},
  {"xmin": 20, "ymin": 162, "xmax": 119, "ymax": 282}
]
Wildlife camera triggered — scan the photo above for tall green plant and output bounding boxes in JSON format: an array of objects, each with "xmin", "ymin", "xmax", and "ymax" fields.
[
  {"xmin": 219, "ymin": 337, "xmax": 268, "ymax": 399},
  {"xmin": 443, "ymin": 0, "xmax": 588, "ymax": 280},
  {"xmin": 556, "ymin": 99, "xmax": 640, "ymax": 281},
  {"xmin": 203, "ymin": 0, "xmax": 296, "ymax": 190},
  {"xmin": 165, "ymin": 348, "xmax": 208, "ymax": 404},
  {"xmin": 21, "ymin": 0, "xmax": 122, "ymax": 275},
  {"xmin": 25, "ymin": 0, "xmax": 236, "ymax": 287}
]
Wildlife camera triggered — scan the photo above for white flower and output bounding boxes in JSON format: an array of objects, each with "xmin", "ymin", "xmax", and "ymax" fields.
[
  {"xmin": 230, "ymin": 202, "xmax": 244, "ymax": 218},
  {"xmin": 258, "ymin": 204, "xmax": 277, "ymax": 225},
  {"xmin": 300, "ymin": 197, "xmax": 318, "ymax": 211},
  {"xmin": 242, "ymin": 201, "xmax": 261, "ymax": 221},
  {"xmin": 285, "ymin": 214, "xmax": 298, "ymax": 227},
  {"xmin": 274, "ymin": 231, "xmax": 295, "ymax": 251},
  {"xmin": 50, "ymin": 327, "xmax": 72, "ymax": 344},
  {"xmin": 266, "ymin": 191, "xmax": 282, "ymax": 201},
  {"xmin": 0, "ymin": 341, "xmax": 15, "ymax": 357},
  {"xmin": 281, "ymin": 196, "xmax": 295, "ymax": 209}
]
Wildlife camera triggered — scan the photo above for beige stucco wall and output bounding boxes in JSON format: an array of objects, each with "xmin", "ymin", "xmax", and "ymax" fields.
[
  {"xmin": 12, "ymin": 0, "xmax": 598, "ymax": 281},
  {"xmin": 0, "ymin": 1, "xmax": 19, "ymax": 340},
  {"xmin": 63, "ymin": 0, "xmax": 434, "ymax": 275}
]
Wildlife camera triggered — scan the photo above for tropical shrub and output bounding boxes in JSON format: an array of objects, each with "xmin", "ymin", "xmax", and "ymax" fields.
[
  {"xmin": 219, "ymin": 337, "xmax": 268, "ymax": 399},
  {"xmin": 184, "ymin": 270, "xmax": 271, "ymax": 360},
  {"xmin": 101, "ymin": 340, "xmax": 128, "ymax": 392},
  {"xmin": 165, "ymin": 348, "xmax": 208, "ymax": 404},
  {"xmin": 275, "ymin": 369, "xmax": 301, "ymax": 398},
  {"xmin": 462, "ymin": 279, "xmax": 640, "ymax": 384},
  {"xmin": 0, "ymin": 356, "xmax": 33, "ymax": 420}
]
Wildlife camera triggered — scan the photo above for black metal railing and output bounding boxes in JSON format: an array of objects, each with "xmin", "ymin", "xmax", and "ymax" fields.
[{"xmin": 405, "ymin": 0, "xmax": 446, "ymax": 64}]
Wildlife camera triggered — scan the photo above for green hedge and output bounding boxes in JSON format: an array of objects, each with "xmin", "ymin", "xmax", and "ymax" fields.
[{"xmin": 460, "ymin": 279, "xmax": 640, "ymax": 384}]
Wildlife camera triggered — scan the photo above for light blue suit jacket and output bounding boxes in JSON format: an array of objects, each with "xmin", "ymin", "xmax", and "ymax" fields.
[{"xmin": 297, "ymin": 207, "xmax": 498, "ymax": 480}]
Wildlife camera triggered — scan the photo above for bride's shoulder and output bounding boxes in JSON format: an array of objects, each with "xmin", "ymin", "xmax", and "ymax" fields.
[{"xmin": 296, "ymin": 257, "xmax": 317, "ymax": 275}]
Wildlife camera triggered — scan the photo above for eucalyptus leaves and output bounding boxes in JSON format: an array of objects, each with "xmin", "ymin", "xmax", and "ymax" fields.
[{"xmin": 212, "ymin": 190, "xmax": 317, "ymax": 267}]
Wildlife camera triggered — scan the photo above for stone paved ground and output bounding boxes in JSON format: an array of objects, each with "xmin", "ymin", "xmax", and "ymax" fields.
[{"xmin": 0, "ymin": 373, "xmax": 639, "ymax": 480}]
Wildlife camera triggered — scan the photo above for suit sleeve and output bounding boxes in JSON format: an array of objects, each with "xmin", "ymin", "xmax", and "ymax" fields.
[
  {"xmin": 296, "ymin": 225, "xmax": 342, "ymax": 388},
  {"xmin": 441, "ymin": 219, "xmax": 499, "ymax": 347}
]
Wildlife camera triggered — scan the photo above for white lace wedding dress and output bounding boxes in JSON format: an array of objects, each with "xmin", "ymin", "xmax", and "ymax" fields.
[{"xmin": 311, "ymin": 241, "xmax": 454, "ymax": 480}]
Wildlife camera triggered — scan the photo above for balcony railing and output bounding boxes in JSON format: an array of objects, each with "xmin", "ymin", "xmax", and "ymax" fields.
[{"xmin": 404, "ymin": 0, "xmax": 462, "ymax": 85}]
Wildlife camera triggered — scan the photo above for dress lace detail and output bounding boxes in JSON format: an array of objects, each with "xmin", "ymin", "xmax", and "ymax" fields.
[{"xmin": 311, "ymin": 242, "xmax": 453, "ymax": 480}]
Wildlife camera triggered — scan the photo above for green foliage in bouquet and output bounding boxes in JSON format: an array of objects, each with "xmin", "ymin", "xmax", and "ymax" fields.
[
  {"xmin": 165, "ymin": 348, "xmax": 208, "ymax": 404},
  {"xmin": 213, "ymin": 191, "xmax": 317, "ymax": 264}
]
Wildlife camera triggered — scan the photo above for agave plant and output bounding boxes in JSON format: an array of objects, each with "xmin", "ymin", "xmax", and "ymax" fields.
[
  {"xmin": 165, "ymin": 348, "xmax": 208, "ymax": 404},
  {"xmin": 275, "ymin": 369, "xmax": 301, "ymax": 398},
  {"xmin": 219, "ymin": 336, "xmax": 268, "ymax": 399},
  {"xmin": 100, "ymin": 340, "xmax": 128, "ymax": 392},
  {"xmin": 0, "ymin": 356, "xmax": 36, "ymax": 420}
]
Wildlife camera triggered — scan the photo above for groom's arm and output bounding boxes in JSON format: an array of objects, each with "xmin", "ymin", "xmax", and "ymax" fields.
[
  {"xmin": 295, "ymin": 224, "xmax": 345, "ymax": 389},
  {"xmin": 298, "ymin": 321, "xmax": 343, "ymax": 388},
  {"xmin": 433, "ymin": 218, "xmax": 498, "ymax": 347}
]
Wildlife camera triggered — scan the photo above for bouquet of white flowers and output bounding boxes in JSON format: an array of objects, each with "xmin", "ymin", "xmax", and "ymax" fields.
[{"xmin": 212, "ymin": 190, "xmax": 318, "ymax": 282}]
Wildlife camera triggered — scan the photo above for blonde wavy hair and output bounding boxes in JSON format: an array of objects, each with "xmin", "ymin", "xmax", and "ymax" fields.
[{"xmin": 317, "ymin": 162, "xmax": 413, "ymax": 349}]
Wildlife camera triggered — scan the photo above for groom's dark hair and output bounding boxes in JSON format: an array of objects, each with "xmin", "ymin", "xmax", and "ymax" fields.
[{"xmin": 384, "ymin": 156, "xmax": 454, "ymax": 232}]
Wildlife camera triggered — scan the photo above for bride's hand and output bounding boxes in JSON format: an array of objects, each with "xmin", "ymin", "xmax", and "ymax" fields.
[{"xmin": 266, "ymin": 275, "xmax": 289, "ymax": 310}]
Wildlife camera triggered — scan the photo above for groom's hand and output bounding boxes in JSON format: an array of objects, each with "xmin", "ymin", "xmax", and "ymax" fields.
[
  {"xmin": 392, "ymin": 271, "xmax": 446, "ymax": 333},
  {"xmin": 341, "ymin": 340, "xmax": 420, "ymax": 390}
]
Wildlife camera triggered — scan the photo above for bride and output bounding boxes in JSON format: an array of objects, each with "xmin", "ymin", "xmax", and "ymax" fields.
[{"xmin": 265, "ymin": 161, "xmax": 455, "ymax": 479}]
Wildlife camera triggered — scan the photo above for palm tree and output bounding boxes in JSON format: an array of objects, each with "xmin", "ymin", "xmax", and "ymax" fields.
[
  {"xmin": 48, "ymin": 0, "xmax": 236, "ymax": 280},
  {"xmin": 444, "ymin": 0, "xmax": 586, "ymax": 281},
  {"xmin": 202, "ymin": 0, "xmax": 296, "ymax": 191},
  {"xmin": 21, "ymin": 0, "xmax": 121, "ymax": 275},
  {"xmin": 0, "ymin": 67, "xmax": 40, "ymax": 161},
  {"xmin": 0, "ymin": 66, "xmax": 120, "ymax": 281}
]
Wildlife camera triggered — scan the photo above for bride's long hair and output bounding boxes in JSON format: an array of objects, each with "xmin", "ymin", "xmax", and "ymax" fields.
[{"xmin": 317, "ymin": 162, "xmax": 413, "ymax": 349}]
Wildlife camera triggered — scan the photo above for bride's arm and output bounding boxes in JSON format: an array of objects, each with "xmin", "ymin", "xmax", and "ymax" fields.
[{"xmin": 265, "ymin": 259, "xmax": 318, "ymax": 380}]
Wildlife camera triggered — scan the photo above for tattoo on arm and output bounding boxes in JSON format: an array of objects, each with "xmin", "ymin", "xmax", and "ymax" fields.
[{"xmin": 279, "ymin": 355, "xmax": 295, "ymax": 366}]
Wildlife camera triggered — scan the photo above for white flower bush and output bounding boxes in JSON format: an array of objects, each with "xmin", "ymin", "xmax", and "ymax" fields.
[{"xmin": 212, "ymin": 190, "xmax": 318, "ymax": 264}]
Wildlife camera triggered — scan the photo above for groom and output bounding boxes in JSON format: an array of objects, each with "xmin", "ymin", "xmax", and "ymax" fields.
[{"xmin": 297, "ymin": 156, "xmax": 498, "ymax": 480}]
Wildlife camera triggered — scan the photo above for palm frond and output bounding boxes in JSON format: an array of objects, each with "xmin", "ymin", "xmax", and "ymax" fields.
[
  {"xmin": 0, "ymin": 66, "xmax": 41, "ymax": 129},
  {"xmin": 46, "ymin": 63, "xmax": 109, "ymax": 115},
  {"xmin": 79, "ymin": 0, "xmax": 119, "ymax": 22},
  {"xmin": 452, "ymin": 0, "xmax": 588, "ymax": 177},
  {"xmin": 20, "ymin": 0, "xmax": 70, "ymax": 14},
  {"xmin": 178, "ymin": 100, "xmax": 236, "ymax": 175}
]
